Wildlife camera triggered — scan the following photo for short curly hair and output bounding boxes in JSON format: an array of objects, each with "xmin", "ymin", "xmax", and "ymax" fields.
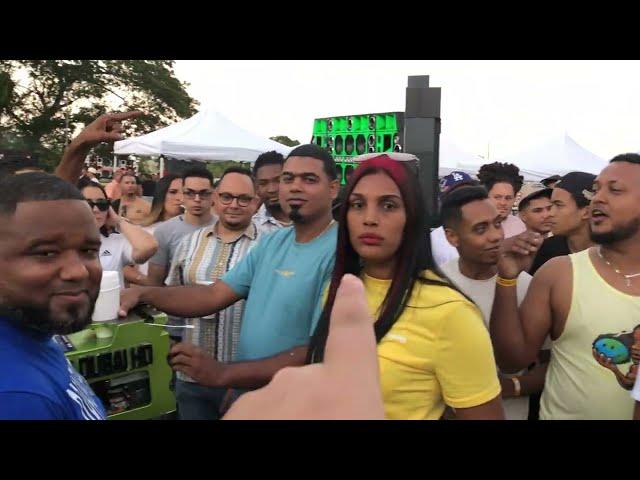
[{"xmin": 477, "ymin": 162, "xmax": 524, "ymax": 195}]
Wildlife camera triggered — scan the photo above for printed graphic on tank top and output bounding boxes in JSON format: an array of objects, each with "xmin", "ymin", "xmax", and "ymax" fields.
[{"xmin": 592, "ymin": 324, "xmax": 640, "ymax": 391}]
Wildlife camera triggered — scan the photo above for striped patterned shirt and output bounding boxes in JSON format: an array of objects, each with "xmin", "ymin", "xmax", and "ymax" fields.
[
  {"xmin": 253, "ymin": 204, "xmax": 291, "ymax": 235},
  {"xmin": 166, "ymin": 221, "xmax": 262, "ymax": 383}
]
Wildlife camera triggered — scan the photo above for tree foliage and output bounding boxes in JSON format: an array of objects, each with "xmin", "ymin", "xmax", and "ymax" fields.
[
  {"xmin": 270, "ymin": 135, "xmax": 300, "ymax": 147},
  {"xmin": 0, "ymin": 60, "xmax": 198, "ymax": 171}
]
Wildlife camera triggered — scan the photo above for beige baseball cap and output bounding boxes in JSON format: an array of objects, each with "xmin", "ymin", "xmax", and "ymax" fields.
[{"xmin": 516, "ymin": 183, "xmax": 552, "ymax": 211}]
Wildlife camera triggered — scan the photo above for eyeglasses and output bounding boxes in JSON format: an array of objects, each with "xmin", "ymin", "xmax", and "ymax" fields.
[
  {"xmin": 86, "ymin": 199, "xmax": 110, "ymax": 212},
  {"xmin": 218, "ymin": 193, "xmax": 253, "ymax": 207},
  {"xmin": 183, "ymin": 189, "xmax": 213, "ymax": 199}
]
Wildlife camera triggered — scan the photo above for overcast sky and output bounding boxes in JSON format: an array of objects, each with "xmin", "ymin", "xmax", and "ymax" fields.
[{"xmin": 172, "ymin": 60, "xmax": 640, "ymax": 161}]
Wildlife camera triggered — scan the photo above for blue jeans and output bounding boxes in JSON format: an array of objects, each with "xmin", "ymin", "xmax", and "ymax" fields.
[{"xmin": 175, "ymin": 380, "xmax": 228, "ymax": 420}]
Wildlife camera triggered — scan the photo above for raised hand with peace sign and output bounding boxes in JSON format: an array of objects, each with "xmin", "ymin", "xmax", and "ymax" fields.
[{"xmin": 55, "ymin": 111, "xmax": 143, "ymax": 185}]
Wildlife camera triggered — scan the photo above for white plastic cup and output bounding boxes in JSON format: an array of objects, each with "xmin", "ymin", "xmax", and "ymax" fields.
[{"xmin": 92, "ymin": 271, "xmax": 121, "ymax": 322}]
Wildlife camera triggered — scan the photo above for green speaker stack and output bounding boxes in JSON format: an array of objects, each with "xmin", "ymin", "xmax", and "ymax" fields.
[{"xmin": 311, "ymin": 112, "xmax": 404, "ymax": 184}]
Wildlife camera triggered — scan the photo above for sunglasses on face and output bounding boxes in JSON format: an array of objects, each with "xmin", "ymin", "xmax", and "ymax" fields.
[
  {"xmin": 86, "ymin": 199, "xmax": 111, "ymax": 211},
  {"xmin": 217, "ymin": 193, "xmax": 253, "ymax": 207}
]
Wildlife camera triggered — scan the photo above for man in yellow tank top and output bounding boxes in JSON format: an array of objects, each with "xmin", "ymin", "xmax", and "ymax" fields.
[{"xmin": 489, "ymin": 154, "xmax": 640, "ymax": 420}]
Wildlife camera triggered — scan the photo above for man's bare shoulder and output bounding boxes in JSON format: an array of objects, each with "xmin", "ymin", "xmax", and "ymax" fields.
[{"xmin": 532, "ymin": 254, "xmax": 573, "ymax": 286}]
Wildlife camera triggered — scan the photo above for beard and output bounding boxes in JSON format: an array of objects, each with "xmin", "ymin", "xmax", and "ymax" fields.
[
  {"xmin": 288, "ymin": 205, "xmax": 307, "ymax": 224},
  {"xmin": 221, "ymin": 216, "xmax": 248, "ymax": 231},
  {"xmin": 4, "ymin": 297, "xmax": 96, "ymax": 336},
  {"xmin": 591, "ymin": 218, "xmax": 640, "ymax": 245}
]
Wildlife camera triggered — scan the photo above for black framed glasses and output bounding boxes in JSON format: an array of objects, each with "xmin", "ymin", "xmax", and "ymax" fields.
[
  {"xmin": 86, "ymin": 199, "xmax": 110, "ymax": 212},
  {"xmin": 183, "ymin": 189, "xmax": 213, "ymax": 199},
  {"xmin": 218, "ymin": 193, "xmax": 253, "ymax": 207}
]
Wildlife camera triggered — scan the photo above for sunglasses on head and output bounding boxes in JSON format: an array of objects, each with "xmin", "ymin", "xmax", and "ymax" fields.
[{"xmin": 86, "ymin": 199, "xmax": 111, "ymax": 211}]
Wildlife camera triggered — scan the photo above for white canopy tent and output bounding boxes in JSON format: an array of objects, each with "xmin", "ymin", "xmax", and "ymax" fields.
[
  {"xmin": 438, "ymin": 136, "xmax": 485, "ymax": 177},
  {"xmin": 455, "ymin": 158, "xmax": 547, "ymax": 183},
  {"xmin": 500, "ymin": 134, "xmax": 607, "ymax": 180},
  {"xmin": 451, "ymin": 134, "xmax": 606, "ymax": 182},
  {"xmin": 114, "ymin": 109, "xmax": 294, "ymax": 165},
  {"xmin": 113, "ymin": 112, "xmax": 200, "ymax": 157}
]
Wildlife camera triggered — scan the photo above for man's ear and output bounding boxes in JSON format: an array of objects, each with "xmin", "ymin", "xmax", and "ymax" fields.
[
  {"xmin": 444, "ymin": 226, "xmax": 460, "ymax": 248},
  {"xmin": 580, "ymin": 205, "xmax": 591, "ymax": 221},
  {"xmin": 329, "ymin": 179, "xmax": 340, "ymax": 200}
]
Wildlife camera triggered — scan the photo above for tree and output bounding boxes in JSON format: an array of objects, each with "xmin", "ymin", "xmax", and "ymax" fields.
[
  {"xmin": 0, "ymin": 71, "xmax": 13, "ymax": 115},
  {"xmin": 270, "ymin": 135, "xmax": 300, "ymax": 147},
  {"xmin": 0, "ymin": 60, "xmax": 198, "ymax": 171},
  {"xmin": 163, "ymin": 158, "xmax": 247, "ymax": 180}
]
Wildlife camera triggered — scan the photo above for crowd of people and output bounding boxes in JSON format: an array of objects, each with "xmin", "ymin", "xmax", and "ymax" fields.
[{"xmin": 1, "ymin": 110, "xmax": 639, "ymax": 420}]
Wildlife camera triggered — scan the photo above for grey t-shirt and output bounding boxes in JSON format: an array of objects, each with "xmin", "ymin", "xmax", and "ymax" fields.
[{"xmin": 150, "ymin": 214, "xmax": 217, "ymax": 282}]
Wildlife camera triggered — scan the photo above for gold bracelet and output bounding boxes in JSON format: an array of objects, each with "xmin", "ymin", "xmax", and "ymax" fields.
[
  {"xmin": 511, "ymin": 376, "xmax": 521, "ymax": 397},
  {"xmin": 496, "ymin": 276, "xmax": 518, "ymax": 287}
]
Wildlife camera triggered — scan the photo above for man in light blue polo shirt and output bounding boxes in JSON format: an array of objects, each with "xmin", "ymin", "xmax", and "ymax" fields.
[
  {"xmin": 222, "ymin": 221, "xmax": 336, "ymax": 361},
  {"xmin": 120, "ymin": 144, "xmax": 339, "ymax": 393}
]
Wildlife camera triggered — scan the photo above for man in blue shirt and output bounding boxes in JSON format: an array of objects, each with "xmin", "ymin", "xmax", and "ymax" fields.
[
  {"xmin": 0, "ymin": 173, "xmax": 106, "ymax": 420},
  {"xmin": 120, "ymin": 144, "xmax": 339, "ymax": 396}
]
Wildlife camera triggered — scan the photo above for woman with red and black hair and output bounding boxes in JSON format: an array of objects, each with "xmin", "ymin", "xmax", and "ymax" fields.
[{"xmin": 307, "ymin": 154, "xmax": 504, "ymax": 420}]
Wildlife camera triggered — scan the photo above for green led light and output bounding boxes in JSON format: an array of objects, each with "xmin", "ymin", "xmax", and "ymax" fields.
[{"xmin": 313, "ymin": 112, "xmax": 404, "ymax": 184}]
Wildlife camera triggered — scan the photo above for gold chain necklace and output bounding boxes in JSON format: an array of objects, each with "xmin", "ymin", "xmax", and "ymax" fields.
[
  {"xmin": 597, "ymin": 246, "xmax": 640, "ymax": 287},
  {"xmin": 314, "ymin": 219, "xmax": 336, "ymax": 239}
]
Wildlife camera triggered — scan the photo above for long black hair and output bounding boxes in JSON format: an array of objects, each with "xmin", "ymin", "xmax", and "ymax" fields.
[
  {"xmin": 140, "ymin": 173, "xmax": 182, "ymax": 227},
  {"xmin": 307, "ymin": 155, "xmax": 462, "ymax": 363}
]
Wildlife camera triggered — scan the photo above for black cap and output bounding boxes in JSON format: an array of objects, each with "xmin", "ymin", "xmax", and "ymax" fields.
[
  {"xmin": 554, "ymin": 172, "xmax": 596, "ymax": 208},
  {"xmin": 541, "ymin": 174, "xmax": 562, "ymax": 187}
]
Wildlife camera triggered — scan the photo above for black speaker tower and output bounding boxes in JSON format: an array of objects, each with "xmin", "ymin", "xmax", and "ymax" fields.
[{"xmin": 403, "ymin": 75, "xmax": 441, "ymax": 229}]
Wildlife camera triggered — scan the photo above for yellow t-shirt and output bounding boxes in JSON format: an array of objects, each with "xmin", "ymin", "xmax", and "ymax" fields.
[{"xmin": 362, "ymin": 271, "xmax": 501, "ymax": 420}]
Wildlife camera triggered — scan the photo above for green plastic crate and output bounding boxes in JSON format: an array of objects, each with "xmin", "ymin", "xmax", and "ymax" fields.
[{"xmin": 62, "ymin": 306, "xmax": 176, "ymax": 420}]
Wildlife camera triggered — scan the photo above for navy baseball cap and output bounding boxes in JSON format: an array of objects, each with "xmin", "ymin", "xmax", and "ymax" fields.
[{"xmin": 439, "ymin": 171, "xmax": 476, "ymax": 195}]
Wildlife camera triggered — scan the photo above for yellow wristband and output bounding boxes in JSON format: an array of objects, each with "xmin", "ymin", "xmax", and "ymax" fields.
[
  {"xmin": 497, "ymin": 276, "xmax": 518, "ymax": 287},
  {"xmin": 511, "ymin": 376, "xmax": 521, "ymax": 397}
]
